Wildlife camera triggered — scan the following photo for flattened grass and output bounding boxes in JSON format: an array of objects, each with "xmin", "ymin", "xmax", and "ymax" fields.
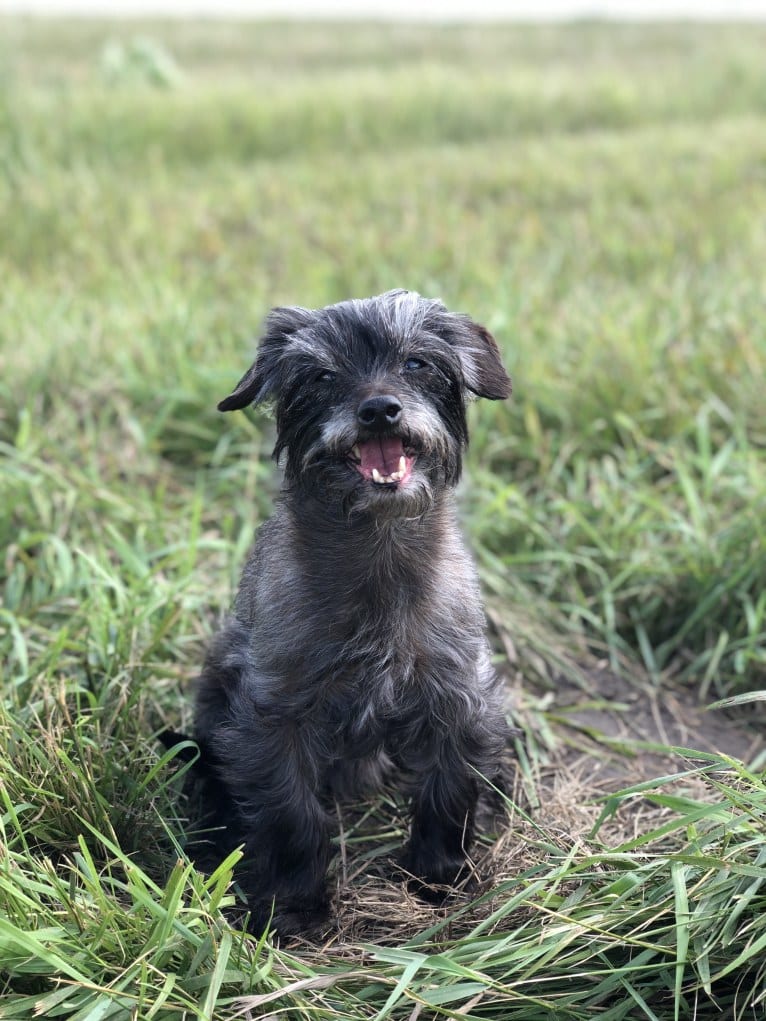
[{"xmin": 1, "ymin": 17, "xmax": 765, "ymax": 1019}]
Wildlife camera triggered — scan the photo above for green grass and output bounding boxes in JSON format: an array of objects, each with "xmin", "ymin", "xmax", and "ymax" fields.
[{"xmin": 1, "ymin": 16, "xmax": 765, "ymax": 1020}]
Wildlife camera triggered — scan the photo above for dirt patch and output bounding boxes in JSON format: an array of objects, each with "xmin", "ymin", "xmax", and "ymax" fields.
[{"xmin": 517, "ymin": 665, "xmax": 765, "ymax": 785}]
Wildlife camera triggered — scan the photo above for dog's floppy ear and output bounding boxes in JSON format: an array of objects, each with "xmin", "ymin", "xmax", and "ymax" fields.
[
  {"xmin": 457, "ymin": 318, "xmax": 512, "ymax": 401},
  {"xmin": 425, "ymin": 301, "xmax": 511, "ymax": 401},
  {"xmin": 218, "ymin": 305, "xmax": 315, "ymax": 412}
]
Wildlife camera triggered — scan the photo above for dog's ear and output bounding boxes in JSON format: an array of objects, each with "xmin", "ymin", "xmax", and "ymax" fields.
[
  {"xmin": 218, "ymin": 306, "xmax": 314, "ymax": 412},
  {"xmin": 424, "ymin": 301, "xmax": 511, "ymax": 401},
  {"xmin": 456, "ymin": 318, "xmax": 512, "ymax": 401}
]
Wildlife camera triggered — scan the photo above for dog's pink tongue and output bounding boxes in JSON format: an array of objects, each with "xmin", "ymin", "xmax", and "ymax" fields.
[{"xmin": 358, "ymin": 437, "xmax": 404, "ymax": 477}]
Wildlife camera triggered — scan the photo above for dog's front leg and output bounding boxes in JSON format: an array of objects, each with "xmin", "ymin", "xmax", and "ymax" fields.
[
  {"xmin": 217, "ymin": 722, "xmax": 332, "ymax": 937},
  {"xmin": 400, "ymin": 750, "xmax": 479, "ymax": 895}
]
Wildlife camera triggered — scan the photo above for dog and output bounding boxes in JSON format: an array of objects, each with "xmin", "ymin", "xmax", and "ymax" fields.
[{"xmin": 185, "ymin": 289, "xmax": 511, "ymax": 936}]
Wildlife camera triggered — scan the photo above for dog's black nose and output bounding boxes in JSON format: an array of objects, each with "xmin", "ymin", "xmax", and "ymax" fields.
[{"xmin": 357, "ymin": 394, "xmax": 403, "ymax": 430}]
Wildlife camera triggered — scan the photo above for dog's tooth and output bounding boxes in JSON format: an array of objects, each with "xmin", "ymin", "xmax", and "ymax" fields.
[
  {"xmin": 372, "ymin": 467, "xmax": 383, "ymax": 484},
  {"xmin": 398, "ymin": 455, "xmax": 406, "ymax": 474},
  {"xmin": 352, "ymin": 444, "xmax": 361, "ymax": 460}
]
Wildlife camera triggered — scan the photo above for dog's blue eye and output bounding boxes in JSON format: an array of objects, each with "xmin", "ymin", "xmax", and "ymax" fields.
[
  {"xmin": 316, "ymin": 369, "xmax": 336, "ymax": 383},
  {"xmin": 404, "ymin": 358, "xmax": 426, "ymax": 371}
]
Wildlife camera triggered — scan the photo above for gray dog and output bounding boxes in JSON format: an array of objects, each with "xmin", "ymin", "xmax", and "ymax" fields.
[{"xmin": 188, "ymin": 289, "xmax": 511, "ymax": 936}]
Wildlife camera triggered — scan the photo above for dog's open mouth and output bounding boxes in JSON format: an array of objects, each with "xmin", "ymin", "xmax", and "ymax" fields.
[{"xmin": 348, "ymin": 437, "xmax": 415, "ymax": 487}]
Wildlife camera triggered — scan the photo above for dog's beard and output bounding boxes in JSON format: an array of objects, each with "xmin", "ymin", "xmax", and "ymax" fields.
[
  {"xmin": 293, "ymin": 453, "xmax": 440, "ymax": 521},
  {"xmin": 346, "ymin": 465, "xmax": 437, "ymax": 520},
  {"xmin": 285, "ymin": 431, "xmax": 459, "ymax": 520}
]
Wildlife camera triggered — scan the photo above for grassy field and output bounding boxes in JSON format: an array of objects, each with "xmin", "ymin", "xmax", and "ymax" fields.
[{"xmin": 1, "ymin": 16, "xmax": 766, "ymax": 1019}]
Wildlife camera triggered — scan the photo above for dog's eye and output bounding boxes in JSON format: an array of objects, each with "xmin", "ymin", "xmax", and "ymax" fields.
[
  {"xmin": 404, "ymin": 357, "xmax": 427, "ymax": 371},
  {"xmin": 316, "ymin": 369, "xmax": 337, "ymax": 383}
]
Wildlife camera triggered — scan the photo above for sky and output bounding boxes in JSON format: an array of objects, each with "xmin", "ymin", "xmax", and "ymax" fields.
[{"xmin": 3, "ymin": 0, "xmax": 766, "ymax": 18}]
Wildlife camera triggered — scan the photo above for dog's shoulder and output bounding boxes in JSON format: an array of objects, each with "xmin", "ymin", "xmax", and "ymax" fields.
[{"xmin": 234, "ymin": 504, "xmax": 302, "ymax": 622}]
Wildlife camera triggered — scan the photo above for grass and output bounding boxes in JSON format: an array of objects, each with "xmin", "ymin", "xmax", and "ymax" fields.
[{"xmin": 1, "ymin": 16, "xmax": 765, "ymax": 1020}]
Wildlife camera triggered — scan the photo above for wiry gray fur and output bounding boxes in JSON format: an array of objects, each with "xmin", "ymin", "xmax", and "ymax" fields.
[{"xmin": 189, "ymin": 289, "xmax": 512, "ymax": 936}]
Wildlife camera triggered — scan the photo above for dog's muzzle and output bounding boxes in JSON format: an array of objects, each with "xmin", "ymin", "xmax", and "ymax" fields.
[{"xmin": 347, "ymin": 394, "xmax": 416, "ymax": 487}]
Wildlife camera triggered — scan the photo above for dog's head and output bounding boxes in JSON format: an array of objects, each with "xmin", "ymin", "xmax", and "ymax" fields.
[{"xmin": 218, "ymin": 290, "xmax": 511, "ymax": 517}]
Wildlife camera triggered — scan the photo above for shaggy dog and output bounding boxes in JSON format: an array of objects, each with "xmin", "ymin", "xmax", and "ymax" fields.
[{"xmin": 185, "ymin": 289, "xmax": 511, "ymax": 935}]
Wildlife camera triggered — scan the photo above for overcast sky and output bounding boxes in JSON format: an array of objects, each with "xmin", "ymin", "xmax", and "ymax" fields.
[{"xmin": 4, "ymin": 0, "xmax": 766, "ymax": 18}]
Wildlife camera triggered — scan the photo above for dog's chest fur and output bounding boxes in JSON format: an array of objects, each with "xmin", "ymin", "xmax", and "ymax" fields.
[{"xmin": 233, "ymin": 497, "xmax": 489, "ymax": 749}]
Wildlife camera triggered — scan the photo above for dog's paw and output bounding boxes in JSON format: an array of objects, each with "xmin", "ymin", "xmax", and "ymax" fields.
[
  {"xmin": 247, "ymin": 898, "xmax": 330, "ymax": 940},
  {"xmin": 273, "ymin": 903, "xmax": 330, "ymax": 939},
  {"xmin": 398, "ymin": 848, "xmax": 472, "ymax": 904}
]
